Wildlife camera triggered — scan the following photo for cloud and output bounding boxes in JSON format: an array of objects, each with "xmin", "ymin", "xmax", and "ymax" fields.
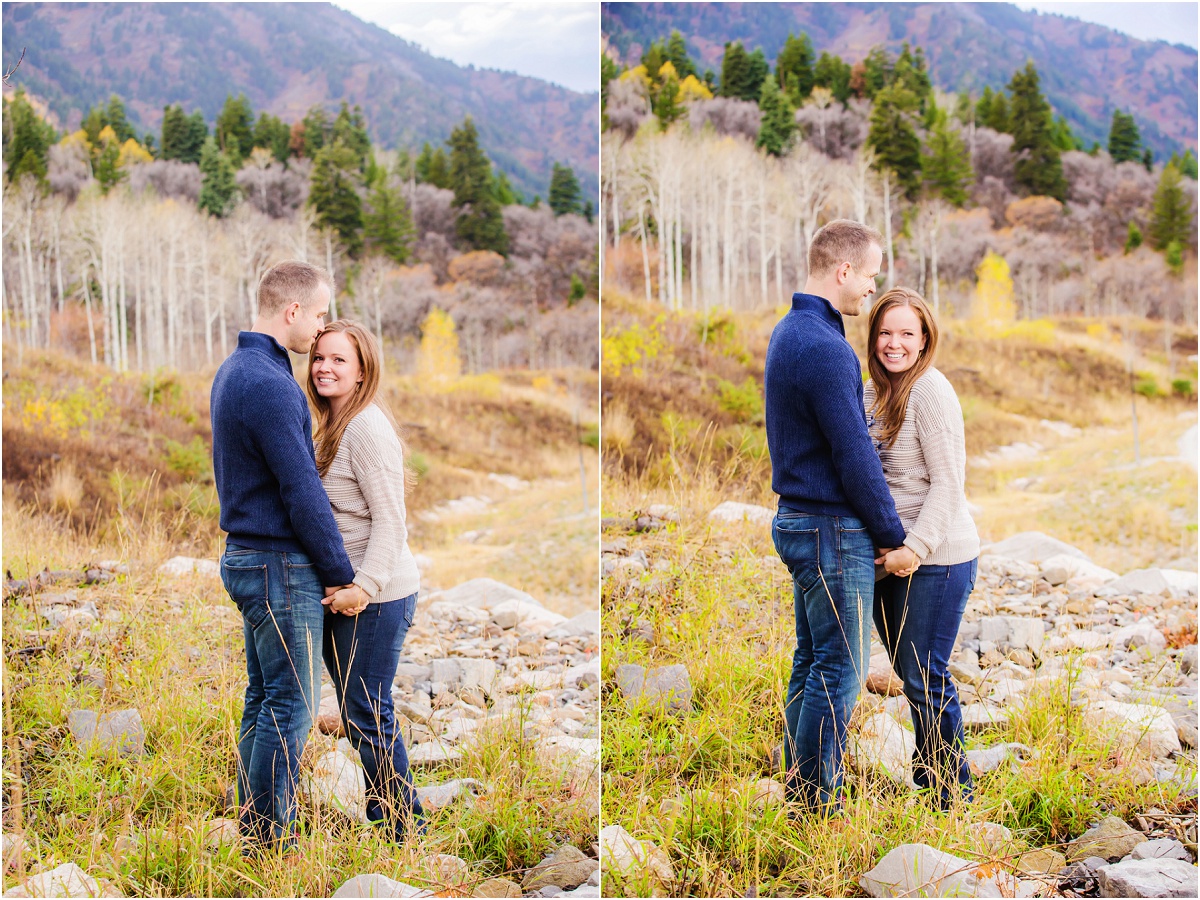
[
  {"xmin": 1016, "ymin": 2, "xmax": 1198, "ymax": 49},
  {"xmin": 334, "ymin": 1, "xmax": 599, "ymax": 93}
]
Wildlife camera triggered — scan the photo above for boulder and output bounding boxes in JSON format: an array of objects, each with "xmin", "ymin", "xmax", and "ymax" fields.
[
  {"xmin": 202, "ymin": 817, "xmax": 241, "ymax": 851},
  {"xmin": 521, "ymin": 845, "xmax": 597, "ymax": 891},
  {"xmin": 415, "ymin": 779, "xmax": 485, "ymax": 812},
  {"xmin": 1067, "ymin": 816, "xmax": 1148, "ymax": 862},
  {"xmin": 1083, "ymin": 702, "xmax": 1182, "ymax": 759},
  {"xmin": 300, "ymin": 749, "xmax": 367, "ymax": 823},
  {"xmin": 748, "ymin": 778, "xmax": 786, "ymax": 811},
  {"xmin": 615, "ymin": 664, "xmax": 692, "ymax": 715},
  {"xmin": 849, "ymin": 712, "xmax": 915, "ymax": 786},
  {"xmin": 1099, "ymin": 569, "xmax": 1198, "ymax": 599},
  {"xmin": 67, "ymin": 708, "xmax": 145, "ymax": 757},
  {"xmin": 546, "ymin": 610, "xmax": 601, "ymax": 640},
  {"xmin": 2, "ymin": 834, "xmax": 30, "ymax": 873},
  {"xmin": 968, "ymin": 822, "xmax": 1014, "ymax": 855},
  {"xmin": 2, "ymin": 863, "xmax": 101, "ymax": 898},
  {"xmin": 599, "ymin": 825, "xmax": 674, "ymax": 895},
  {"xmin": 472, "ymin": 879, "xmax": 523, "ymax": 898},
  {"xmin": 331, "ymin": 874, "xmax": 430, "ymax": 898},
  {"xmin": 966, "ymin": 743, "xmax": 1033, "ymax": 776},
  {"xmin": 1096, "ymin": 857, "xmax": 1198, "ymax": 898},
  {"xmin": 1181, "ymin": 645, "xmax": 1197, "ymax": 676},
  {"xmin": 984, "ymin": 532, "xmax": 1090, "ymax": 563},
  {"xmin": 1129, "ymin": 839, "xmax": 1192, "ymax": 862},
  {"xmin": 158, "ymin": 557, "xmax": 220, "ymax": 578},
  {"xmin": 866, "ymin": 653, "xmax": 904, "ymax": 697},
  {"xmin": 1039, "ymin": 554, "xmax": 1119, "ymax": 583},
  {"xmin": 707, "ymin": 502, "xmax": 775, "ymax": 526},
  {"xmin": 1015, "ymin": 848, "xmax": 1067, "ymax": 876},
  {"xmin": 858, "ymin": 843, "xmax": 1034, "ymax": 898}
]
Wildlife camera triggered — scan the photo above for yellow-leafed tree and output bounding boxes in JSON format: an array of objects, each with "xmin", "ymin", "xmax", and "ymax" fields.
[
  {"xmin": 679, "ymin": 74, "xmax": 714, "ymax": 102},
  {"xmin": 417, "ymin": 307, "xmax": 461, "ymax": 381},
  {"xmin": 117, "ymin": 138, "xmax": 153, "ymax": 168},
  {"xmin": 974, "ymin": 251, "xmax": 1015, "ymax": 330}
]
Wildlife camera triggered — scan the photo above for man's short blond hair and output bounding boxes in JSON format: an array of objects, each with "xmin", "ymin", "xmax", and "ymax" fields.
[
  {"xmin": 257, "ymin": 261, "xmax": 334, "ymax": 317},
  {"xmin": 808, "ymin": 219, "xmax": 884, "ymax": 278}
]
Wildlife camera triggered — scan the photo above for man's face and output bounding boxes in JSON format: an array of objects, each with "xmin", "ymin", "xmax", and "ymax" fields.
[
  {"xmin": 837, "ymin": 244, "xmax": 883, "ymax": 316},
  {"xmin": 284, "ymin": 284, "xmax": 330, "ymax": 355}
]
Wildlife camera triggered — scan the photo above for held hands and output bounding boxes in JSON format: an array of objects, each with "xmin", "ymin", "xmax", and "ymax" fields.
[
  {"xmin": 875, "ymin": 546, "xmax": 920, "ymax": 577},
  {"xmin": 322, "ymin": 583, "xmax": 369, "ymax": 616}
]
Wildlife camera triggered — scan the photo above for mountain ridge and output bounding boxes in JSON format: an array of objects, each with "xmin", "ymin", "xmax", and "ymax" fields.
[
  {"xmin": 601, "ymin": 1, "xmax": 1197, "ymax": 159},
  {"xmin": 2, "ymin": 2, "xmax": 599, "ymax": 201}
]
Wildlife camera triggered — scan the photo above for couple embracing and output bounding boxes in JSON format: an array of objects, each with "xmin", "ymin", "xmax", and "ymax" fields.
[
  {"xmin": 210, "ymin": 261, "xmax": 423, "ymax": 851},
  {"xmin": 765, "ymin": 220, "xmax": 980, "ymax": 817}
]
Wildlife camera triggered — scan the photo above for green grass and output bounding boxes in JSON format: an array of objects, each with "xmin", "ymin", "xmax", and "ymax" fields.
[{"xmin": 599, "ymin": 509, "xmax": 1196, "ymax": 897}]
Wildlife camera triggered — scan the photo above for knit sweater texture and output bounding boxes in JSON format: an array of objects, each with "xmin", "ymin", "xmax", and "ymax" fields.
[
  {"xmin": 864, "ymin": 367, "xmax": 980, "ymax": 565},
  {"xmin": 764, "ymin": 292, "xmax": 907, "ymax": 548},
  {"xmin": 319, "ymin": 404, "xmax": 420, "ymax": 604},
  {"xmin": 210, "ymin": 331, "xmax": 355, "ymax": 586}
]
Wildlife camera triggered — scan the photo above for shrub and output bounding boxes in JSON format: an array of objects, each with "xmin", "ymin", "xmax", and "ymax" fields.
[
  {"xmin": 715, "ymin": 377, "xmax": 764, "ymax": 424},
  {"xmin": 163, "ymin": 436, "xmax": 211, "ymax": 480},
  {"xmin": 1133, "ymin": 375, "xmax": 1160, "ymax": 398},
  {"xmin": 1172, "ymin": 378, "xmax": 1194, "ymax": 399}
]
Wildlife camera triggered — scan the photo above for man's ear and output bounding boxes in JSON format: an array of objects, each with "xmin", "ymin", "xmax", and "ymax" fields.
[
  {"xmin": 836, "ymin": 262, "xmax": 852, "ymax": 284},
  {"xmin": 284, "ymin": 301, "xmax": 301, "ymax": 323}
]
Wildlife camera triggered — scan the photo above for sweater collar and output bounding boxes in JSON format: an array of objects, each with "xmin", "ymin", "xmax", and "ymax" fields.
[
  {"xmin": 790, "ymin": 292, "xmax": 845, "ymax": 336},
  {"xmin": 237, "ymin": 331, "xmax": 294, "ymax": 373}
]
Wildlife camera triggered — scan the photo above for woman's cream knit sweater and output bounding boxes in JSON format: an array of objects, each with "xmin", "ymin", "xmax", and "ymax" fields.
[
  {"xmin": 320, "ymin": 403, "xmax": 420, "ymax": 603},
  {"xmin": 863, "ymin": 368, "xmax": 980, "ymax": 566}
]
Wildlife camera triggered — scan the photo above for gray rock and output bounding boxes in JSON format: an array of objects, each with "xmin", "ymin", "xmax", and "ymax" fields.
[
  {"xmin": 985, "ymin": 532, "xmax": 1090, "ymax": 563},
  {"xmin": 641, "ymin": 665, "xmax": 693, "ymax": 714},
  {"xmin": 426, "ymin": 578, "xmax": 544, "ymax": 610},
  {"xmin": 1164, "ymin": 700, "xmax": 1197, "ymax": 750},
  {"xmin": 708, "ymin": 502, "xmax": 774, "ymax": 526},
  {"xmin": 614, "ymin": 664, "xmax": 645, "ymax": 697},
  {"xmin": 1130, "ymin": 839, "xmax": 1192, "ymax": 862},
  {"xmin": 331, "ymin": 874, "xmax": 431, "ymax": 898},
  {"xmin": 300, "ymin": 749, "xmax": 366, "ymax": 823},
  {"xmin": 599, "ymin": 825, "xmax": 675, "ymax": 890},
  {"xmin": 407, "ymin": 742, "xmax": 463, "ymax": 768},
  {"xmin": 1181, "ymin": 645, "xmax": 1197, "ymax": 676},
  {"xmin": 67, "ymin": 708, "xmax": 145, "ymax": 757},
  {"xmin": 415, "ymin": 778, "xmax": 485, "ymax": 812},
  {"xmin": 2, "ymin": 863, "xmax": 103, "ymax": 898},
  {"xmin": 1068, "ymin": 817, "xmax": 1148, "ymax": 862},
  {"xmin": 966, "ymin": 743, "xmax": 1033, "ymax": 776},
  {"xmin": 521, "ymin": 845, "xmax": 597, "ymax": 891},
  {"xmin": 1096, "ymin": 857, "xmax": 1198, "ymax": 897},
  {"xmin": 546, "ymin": 610, "xmax": 600, "ymax": 640},
  {"xmin": 859, "ymin": 843, "xmax": 1034, "ymax": 898},
  {"xmin": 1099, "ymin": 568, "xmax": 1198, "ymax": 599},
  {"xmin": 158, "ymin": 556, "xmax": 220, "ymax": 577}
]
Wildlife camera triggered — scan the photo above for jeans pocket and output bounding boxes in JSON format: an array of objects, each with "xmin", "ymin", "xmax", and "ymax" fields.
[
  {"xmin": 773, "ymin": 520, "xmax": 822, "ymax": 593},
  {"xmin": 221, "ymin": 557, "xmax": 271, "ymax": 630},
  {"xmin": 401, "ymin": 593, "xmax": 418, "ymax": 628}
]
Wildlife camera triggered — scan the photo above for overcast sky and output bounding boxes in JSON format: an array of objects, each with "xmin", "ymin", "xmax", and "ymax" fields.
[
  {"xmin": 1015, "ymin": 2, "xmax": 1198, "ymax": 49},
  {"xmin": 333, "ymin": 1, "xmax": 599, "ymax": 93}
]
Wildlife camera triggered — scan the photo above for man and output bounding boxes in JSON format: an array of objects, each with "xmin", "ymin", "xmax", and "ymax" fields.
[
  {"xmin": 763, "ymin": 219, "xmax": 907, "ymax": 816},
  {"xmin": 211, "ymin": 260, "xmax": 356, "ymax": 850}
]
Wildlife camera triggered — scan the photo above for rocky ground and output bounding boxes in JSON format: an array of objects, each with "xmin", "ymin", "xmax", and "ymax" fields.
[
  {"xmin": 601, "ymin": 506, "xmax": 1198, "ymax": 899},
  {"xmin": 3, "ymin": 567, "xmax": 601, "ymax": 899}
]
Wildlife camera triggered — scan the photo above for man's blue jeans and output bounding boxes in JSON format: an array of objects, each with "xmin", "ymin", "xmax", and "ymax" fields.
[
  {"xmin": 874, "ymin": 559, "xmax": 978, "ymax": 809},
  {"xmin": 323, "ymin": 593, "xmax": 426, "ymax": 842},
  {"xmin": 221, "ymin": 544, "xmax": 324, "ymax": 849},
  {"xmin": 772, "ymin": 511, "xmax": 876, "ymax": 814}
]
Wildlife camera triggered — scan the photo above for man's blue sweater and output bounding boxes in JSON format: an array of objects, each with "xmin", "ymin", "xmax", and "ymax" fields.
[
  {"xmin": 210, "ymin": 331, "xmax": 355, "ymax": 586},
  {"xmin": 764, "ymin": 292, "xmax": 906, "ymax": 549}
]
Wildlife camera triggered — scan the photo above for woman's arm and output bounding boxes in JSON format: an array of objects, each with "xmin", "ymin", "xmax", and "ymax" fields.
[{"xmin": 904, "ymin": 381, "xmax": 968, "ymax": 561}]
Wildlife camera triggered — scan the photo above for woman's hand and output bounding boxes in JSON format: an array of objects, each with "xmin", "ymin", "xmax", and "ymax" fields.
[
  {"xmin": 881, "ymin": 546, "xmax": 920, "ymax": 577},
  {"xmin": 323, "ymin": 584, "xmax": 369, "ymax": 615}
]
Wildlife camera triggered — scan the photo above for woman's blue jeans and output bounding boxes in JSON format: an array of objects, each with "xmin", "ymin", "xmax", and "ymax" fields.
[
  {"xmin": 221, "ymin": 544, "xmax": 324, "ymax": 849},
  {"xmin": 874, "ymin": 559, "xmax": 978, "ymax": 809},
  {"xmin": 772, "ymin": 511, "xmax": 876, "ymax": 815},
  {"xmin": 323, "ymin": 594, "xmax": 426, "ymax": 842}
]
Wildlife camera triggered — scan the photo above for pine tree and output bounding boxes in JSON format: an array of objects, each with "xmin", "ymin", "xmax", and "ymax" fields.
[
  {"xmin": 332, "ymin": 102, "xmax": 371, "ymax": 171},
  {"xmin": 363, "ymin": 176, "xmax": 414, "ymax": 264},
  {"xmin": 641, "ymin": 40, "xmax": 666, "ymax": 79},
  {"xmin": 665, "ymin": 30, "xmax": 696, "ymax": 79},
  {"xmin": 160, "ymin": 104, "xmax": 187, "ymax": 161},
  {"xmin": 813, "ymin": 52, "xmax": 852, "ymax": 104},
  {"xmin": 4, "ymin": 89, "xmax": 56, "ymax": 184},
  {"xmin": 198, "ymin": 136, "xmax": 239, "ymax": 216},
  {"xmin": 216, "ymin": 93, "xmax": 255, "ymax": 166},
  {"xmin": 985, "ymin": 91, "xmax": 1010, "ymax": 133},
  {"xmin": 976, "ymin": 86, "xmax": 994, "ymax": 126},
  {"xmin": 719, "ymin": 42, "xmax": 756, "ymax": 100},
  {"xmin": 893, "ymin": 43, "xmax": 932, "ymax": 111},
  {"xmin": 1008, "ymin": 61, "xmax": 1065, "ymax": 199},
  {"xmin": 1107, "ymin": 109, "xmax": 1141, "ymax": 163},
  {"xmin": 1142, "ymin": 148, "xmax": 1153, "ymax": 172},
  {"xmin": 94, "ymin": 126, "xmax": 126, "ymax": 194},
  {"xmin": 548, "ymin": 163, "xmax": 582, "ymax": 216},
  {"xmin": 1149, "ymin": 163, "xmax": 1192, "ymax": 251},
  {"xmin": 182, "ymin": 112, "xmax": 208, "ymax": 164},
  {"xmin": 859, "ymin": 46, "xmax": 893, "ymax": 101},
  {"xmin": 253, "ymin": 112, "xmax": 291, "ymax": 163},
  {"xmin": 923, "ymin": 119, "xmax": 973, "ymax": 207},
  {"xmin": 776, "ymin": 32, "xmax": 815, "ymax": 105},
  {"xmin": 104, "ymin": 95, "xmax": 136, "ymax": 143},
  {"xmin": 745, "ymin": 49, "xmax": 770, "ymax": 101},
  {"xmin": 492, "ymin": 170, "xmax": 521, "ymax": 207},
  {"xmin": 755, "ymin": 74, "xmax": 795, "ymax": 157},
  {"xmin": 1049, "ymin": 115, "xmax": 1080, "ymax": 152},
  {"xmin": 448, "ymin": 117, "xmax": 509, "ymax": 255},
  {"xmin": 654, "ymin": 68, "xmax": 684, "ymax": 129},
  {"xmin": 416, "ymin": 142, "xmax": 451, "ymax": 189},
  {"xmin": 301, "ymin": 105, "xmax": 332, "ymax": 157},
  {"xmin": 868, "ymin": 83, "xmax": 922, "ymax": 200},
  {"xmin": 309, "ymin": 140, "xmax": 364, "ymax": 256}
]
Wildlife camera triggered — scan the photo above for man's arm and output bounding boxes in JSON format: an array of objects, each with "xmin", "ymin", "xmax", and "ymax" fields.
[
  {"xmin": 808, "ymin": 350, "xmax": 906, "ymax": 548},
  {"xmin": 254, "ymin": 394, "xmax": 355, "ymax": 586}
]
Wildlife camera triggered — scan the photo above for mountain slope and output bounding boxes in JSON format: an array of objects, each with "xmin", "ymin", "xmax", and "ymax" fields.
[
  {"xmin": 2, "ymin": 2, "xmax": 599, "ymax": 201},
  {"xmin": 601, "ymin": 1, "xmax": 1197, "ymax": 159}
]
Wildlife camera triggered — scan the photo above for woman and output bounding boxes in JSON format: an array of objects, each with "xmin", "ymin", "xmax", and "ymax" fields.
[
  {"xmin": 306, "ymin": 319, "xmax": 425, "ymax": 841},
  {"xmin": 866, "ymin": 288, "xmax": 980, "ymax": 809}
]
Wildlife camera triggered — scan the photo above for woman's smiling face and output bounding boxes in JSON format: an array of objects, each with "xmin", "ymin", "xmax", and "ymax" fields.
[{"xmin": 874, "ymin": 304, "xmax": 926, "ymax": 376}]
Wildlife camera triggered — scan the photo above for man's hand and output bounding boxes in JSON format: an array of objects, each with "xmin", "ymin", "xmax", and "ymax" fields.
[
  {"xmin": 874, "ymin": 548, "xmax": 894, "ymax": 565},
  {"xmin": 881, "ymin": 547, "xmax": 920, "ymax": 577},
  {"xmin": 323, "ymin": 584, "xmax": 369, "ymax": 615}
]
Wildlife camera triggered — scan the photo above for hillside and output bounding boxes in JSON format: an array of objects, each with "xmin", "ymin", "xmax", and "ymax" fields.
[
  {"xmin": 601, "ymin": 1, "xmax": 1197, "ymax": 159},
  {"xmin": 2, "ymin": 1, "xmax": 599, "ymax": 201}
]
